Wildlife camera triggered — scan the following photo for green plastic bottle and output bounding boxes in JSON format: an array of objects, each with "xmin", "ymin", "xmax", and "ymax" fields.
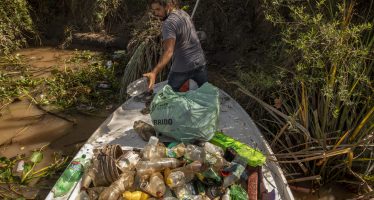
[{"xmin": 53, "ymin": 154, "xmax": 88, "ymax": 197}]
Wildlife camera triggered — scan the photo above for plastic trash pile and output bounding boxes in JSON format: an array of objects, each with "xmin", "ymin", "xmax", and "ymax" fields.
[
  {"xmin": 53, "ymin": 134, "xmax": 262, "ymax": 200},
  {"xmin": 101, "ymin": 136, "xmax": 249, "ymax": 200}
]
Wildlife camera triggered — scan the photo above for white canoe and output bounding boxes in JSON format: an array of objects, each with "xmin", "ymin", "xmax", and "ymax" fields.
[{"xmin": 46, "ymin": 81, "xmax": 294, "ymax": 200}]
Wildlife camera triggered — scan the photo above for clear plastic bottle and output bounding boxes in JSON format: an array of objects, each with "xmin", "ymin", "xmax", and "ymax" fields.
[
  {"xmin": 173, "ymin": 185, "xmax": 204, "ymax": 200},
  {"xmin": 136, "ymin": 158, "xmax": 183, "ymax": 176},
  {"xmin": 202, "ymin": 142, "xmax": 224, "ymax": 156},
  {"xmin": 98, "ymin": 171, "xmax": 135, "ymax": 200},
  {"xmin": 117, "ymin": 151, "xmax": 141, "ymax": 172},
  {"xmin": 127, "ymin": 77, "xmax": 149, "ymax": 96},
  {"xmin": 123, "ymin": 191, "xmax": 150, "ymax": 200},
  {"xmin": 221, "ymin": 188, "xmax": 231, "ymax": 200},
  {"xmin": 166, "ymin": 143, "xmax": 186, "ymax": 158},
  {"xmin": 77, "ymin": 190, "xmax": 90, "ymax": 200},
  {"xmin": 222, "ymin": 156, "xmax": 246, "ymax": 188},
  {"xmin": 196, "ymin": 167, "xmax": 222, "ymax": 186},
  {"xmin": 205, "ymin": 152, "xmax": 229, "ymax": 171},
  {"xmin": 206, "ymin": 186, "xmax": 225, "ymax": 199},
  {"xmin": 166, "ymin": 161, "xmax": 202, "ymax": 188},
  {"xmin": 140, "ymin": 172, "xmax": 166, "ymax": 198},
  {"xmin": 142, "ymin": 136, "xmax": 160, "ymax": 160},
  {"xmin": 184, "ymin": 145, "xmax": 206, "ymax": 163},
  {"xmin": 52, "ymin": 154, "xmax": 88, "ymax": 197}
]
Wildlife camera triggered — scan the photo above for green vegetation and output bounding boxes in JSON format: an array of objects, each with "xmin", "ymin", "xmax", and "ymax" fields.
[
  {"xmin": 0, "ymin": 147, "xmax": 68, "ymax": 199},
  {"xmin": 0, "ymin": 50, "xmax": 120, "ymax": 110},
  {"xmin": 243, "ymin": 0, "xmax": 374, "ymax": 191},
  {"xmin": 0, "ymin": 0, "xmax": 35, "ymax": 55}
]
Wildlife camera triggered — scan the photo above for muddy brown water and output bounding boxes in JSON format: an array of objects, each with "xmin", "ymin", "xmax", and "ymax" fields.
[
  {"xmin": 1, "ymin": 47, "xmax": 357, "ymax": 199},
  {"xmin": 0, "ymin": 47, "xmax": 112, "ymax": 197}
]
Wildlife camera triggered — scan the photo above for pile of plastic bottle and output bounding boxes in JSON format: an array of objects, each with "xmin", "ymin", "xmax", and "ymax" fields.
[{"xmin": 94, "ymin": 136, "xmax": 249, "ymax": 200}]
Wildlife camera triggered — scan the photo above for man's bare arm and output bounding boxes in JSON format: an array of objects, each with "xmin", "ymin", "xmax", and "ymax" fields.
[{"xmin": 143, "ymin": 38, "xmax": 176, "ymax": 89}]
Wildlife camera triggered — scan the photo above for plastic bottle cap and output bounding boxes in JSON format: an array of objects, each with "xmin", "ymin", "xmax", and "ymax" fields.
[
  {"xmin": 81, "ymin": 154, "xmax": 86, "ymax": 159},
  {"xmin": 166, "ymin": 178, "xmax": 173, "ymax": 186}
]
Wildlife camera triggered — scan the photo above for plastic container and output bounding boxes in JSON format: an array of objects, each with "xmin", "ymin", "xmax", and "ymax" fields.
[
  {"xmin": 117, "ymin": 151, "xmax": 141, "ymax": 172},
  {"xmin": 136, "ymin": 158, "xmax": 183, "ymax": 176},
  {"xmin": 184, "ymin": 145, "xmax": 206, "ymax": 163},
  {"xmin": 123, "ymin": 191, "xmax": 150, "ymax": 200},
  {"xmin": 166, "ymin": 160, "xmax": 203, "ymax": 187},
  {"xmin": 98, "ymin": 171, "xmax": 135, "ymax": 200},
  {"xmin": 127, "ymin": 77, "xmax": 149, "ymax": 96},
  {"xmin": 222, "ymin": 163, "xmax": 246, "ymax": 188},
  {"xmin": 141, "ymin": 136, "xmax": 160, "ymax": 160},
  {"xmin": 140, "ymin": 172, "xmax": 166, "ymax": 198},
  {"xmin": 52, "ymin": 155, "xmax": 88, "ymax": 197}
]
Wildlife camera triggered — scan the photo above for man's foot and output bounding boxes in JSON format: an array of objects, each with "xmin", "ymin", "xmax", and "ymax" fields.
[{"xmin": 133, "ymin": 120, "xmax": 156, "ymax": 141}]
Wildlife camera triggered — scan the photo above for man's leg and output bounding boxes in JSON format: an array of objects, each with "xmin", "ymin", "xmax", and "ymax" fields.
[
  {"xmin": 167, "ymin": 71, "xmax": 190, "ymax": 91},
  {"xmin": 191, "ymin": 66, "xmax": 208, "ymax": 87}
]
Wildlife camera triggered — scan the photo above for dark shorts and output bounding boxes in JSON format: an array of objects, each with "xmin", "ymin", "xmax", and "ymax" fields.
[{"xmin": 167, "ymin": 65, "xmax": 208, "ymax": 91}]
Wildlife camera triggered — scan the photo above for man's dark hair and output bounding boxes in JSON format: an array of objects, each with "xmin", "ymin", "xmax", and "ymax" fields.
[{"xmin": 148, "ymin": 0, "xmax": 179, "ymax": 7}]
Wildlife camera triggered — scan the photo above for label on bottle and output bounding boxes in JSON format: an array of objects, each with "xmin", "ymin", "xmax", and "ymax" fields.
[
  {"xmin": 232, "ymin": 163, "xmax": 245, "ymax": 178},
  {"xmin": 69, "ymin": 161, "xmax": 83, "ymax": 171},
  {"xmin": 166, "ymin": 149, "xmax": 177, "ymax": 158}
]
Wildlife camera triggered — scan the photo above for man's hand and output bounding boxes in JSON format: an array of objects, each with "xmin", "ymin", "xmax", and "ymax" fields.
[
  {"xmin": 143, "ymin": 38, "xmax": 175, "ymax": 90},
  {"xmin": 143, "ymin": 71, "xmax": 157, "ymax": 90}
]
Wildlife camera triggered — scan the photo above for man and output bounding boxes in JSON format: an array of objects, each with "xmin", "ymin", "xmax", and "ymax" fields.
[{"xmin": 143, "ymin": 0, "xmax": 207, "ymax": 91}]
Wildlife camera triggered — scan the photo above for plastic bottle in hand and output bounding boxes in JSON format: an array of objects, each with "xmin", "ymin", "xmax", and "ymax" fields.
[
  {"xmin": 127, "ymin": 77, "xmax": 149, "ymax": 97},
  {"xmin": 140, "ymin": 172, "xmax": 166, "ymax": 198},
  {"xmin": 53, "ymin": 154, "xmax": 88, "ymax": 197}
]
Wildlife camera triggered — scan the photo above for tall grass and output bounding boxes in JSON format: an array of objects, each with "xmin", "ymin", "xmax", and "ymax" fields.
[{"xmin": 253, "ymin": 0, "xmax": 374, "ymax": 192}]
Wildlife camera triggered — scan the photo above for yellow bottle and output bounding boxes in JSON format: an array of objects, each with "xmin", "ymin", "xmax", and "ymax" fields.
[{"xmin": 123, "ymin": 191, "xmax": 150, "ymax": 200}]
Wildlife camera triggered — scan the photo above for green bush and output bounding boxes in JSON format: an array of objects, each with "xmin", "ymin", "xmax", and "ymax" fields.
[
  {"xmin": 259, "ymin": 0, "xmax": 373, "ymax": 188},
  {"xmin": 0, "ymin": 0, "xmax": 35, "ymax": 55}
]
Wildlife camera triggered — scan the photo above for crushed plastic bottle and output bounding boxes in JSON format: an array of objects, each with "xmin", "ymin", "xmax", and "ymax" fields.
[
  {"xmin": 142, "ymin": 136, "xmax": 160, "ymax": 160},
  {"xmin": 77, "ymin": 190, "xmax": 90, "ymax": 200},
  {"xmin": 184, "ymin": 145, "xmax": 206, "ymax": 163},
  {"xmin": 205, "ymin": 152, "xmax": 229, "ymax": 171},
  {"xmin": 117, "ymin": 151, "xmax": 141, "ymax": 172},
  {"xmin": 140, "ymin": 172, "xmax": 166, "ymax": 198},
  {"xmin": 166, "ymin": 161, "xmax": 202, "ymax": 188},
  {"xmin": 196, "ymin": 168, "xmax": 222, "ymax": 186},
  {"xmin": 98, "ymin": 171, "xmax": 135, "ymax": 200},
  {"xmin": 127, "ymin": 77, "xmax": 149, "ymax": 97},
  {"xmin": 123, "ymin": 191, "xmax": 150, "ymax": 200},
  {"xmin": 202, "ymin": 142, "xmax": 224, "ymax": 156},
  {"xmin": 222, "ymin": 156, "xmax": 246, "ymax": 188},
  {"xmin": 173, "ymin": 185, "xmax": 204, "ymax": 200},
  {"xmin": 206, "ymin": 186, "xmax": 225, "ymax": 199},
  {"xmin": 52, "ymin": 154, "xmax": 88, "ymax": 197},
  {"xmin": 166, "ymin": 143, "xmax": 186, "ymax": 158},
  {"xmin": 221, "ymin": 188, "xmax": 231, "ymax": 200},
  {"xmin": 136, "ymin": 158, "xmax": 183, "ymax": 176}
]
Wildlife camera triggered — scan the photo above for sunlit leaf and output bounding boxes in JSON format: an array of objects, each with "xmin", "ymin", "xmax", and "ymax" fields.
[{"xmin": 30, "ymin": 151, "xmax": 43, "ymax": 164}]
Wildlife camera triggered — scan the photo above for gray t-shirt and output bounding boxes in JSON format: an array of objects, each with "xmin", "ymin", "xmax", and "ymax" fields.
[{"xmin": 162, "ymin": 9, "xmax": 206, "ymax": 72}]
